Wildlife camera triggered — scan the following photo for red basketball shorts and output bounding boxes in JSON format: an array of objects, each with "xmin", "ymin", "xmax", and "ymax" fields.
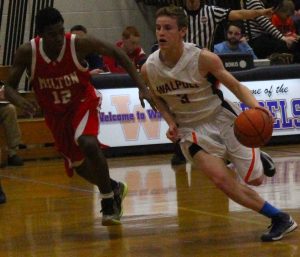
[{"xmin": 45, "ymin": 97, "xmax": 101, "ymax": 177}]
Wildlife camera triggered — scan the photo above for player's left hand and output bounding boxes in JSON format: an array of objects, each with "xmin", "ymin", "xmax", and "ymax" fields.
[{"xmin": 139, "ymin": 88, "xmax": 157, "ymax": 111}]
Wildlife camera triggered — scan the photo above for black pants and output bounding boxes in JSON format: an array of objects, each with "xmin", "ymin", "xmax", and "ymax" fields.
[{"xmin": 249, "ymin": 34, "xmax": 290, "ymax": 59}]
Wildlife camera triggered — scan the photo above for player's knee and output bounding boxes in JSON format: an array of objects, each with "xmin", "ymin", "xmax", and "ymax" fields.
[
  {"xmin": 246, "ymin": 175, "xmax": 264, "ymax": 186},
  {"xmin": 210, "ymin": 174, "xmax": 228, "ymax": 190},
  {"xmin": 77, "ymin": 135, "xmax": 99, "ymax": 156}
]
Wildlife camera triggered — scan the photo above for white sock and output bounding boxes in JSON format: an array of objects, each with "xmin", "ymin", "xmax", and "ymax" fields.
[{"xmin": 100, "ymin": 191, "xmax": 114, "ymax": 199}]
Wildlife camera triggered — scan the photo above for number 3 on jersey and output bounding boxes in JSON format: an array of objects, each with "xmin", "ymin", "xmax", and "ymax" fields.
[
  {"xmin": 177, "ymin": 94, "xmax": 190, "ymax": 104},
  {"xmin": 52, "ymin": 90, "xmax": 71, "ymax": 104}
]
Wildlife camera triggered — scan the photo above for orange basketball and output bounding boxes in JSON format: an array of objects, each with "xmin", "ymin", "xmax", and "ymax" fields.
[{"xmin": 234, "ymin": 107, "xmax": 273, "ymax": 148}]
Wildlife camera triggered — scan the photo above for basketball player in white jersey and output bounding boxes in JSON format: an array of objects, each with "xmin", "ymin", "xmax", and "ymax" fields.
[{"xmin": 141, "ymin": 6, "xmax": 297, "ymax": 242}]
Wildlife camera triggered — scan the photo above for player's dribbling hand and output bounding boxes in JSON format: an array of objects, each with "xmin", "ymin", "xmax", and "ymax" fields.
[
  {"xmin": 166, "ymin": 123, "xmax": 180, "ymax": 143},
  {"xmin": 254, "ymin": 106, "xmax": 274, "ymax": 123},
  {"xmin": 139, "ymin": 88, "xmax": 157, "ymax": 111}
]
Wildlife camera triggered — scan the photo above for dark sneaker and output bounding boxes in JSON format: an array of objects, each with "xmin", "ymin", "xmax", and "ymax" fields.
[
  {"xmin": 261, "ymin": 212, "xmax": 298, "ymax": 242},
  {"xmin": 261, "ymin": 151, "xmax": 276, "ymax": 177},
  {"xmin": 171, "ymin": 153, "xmax": 186, "ymax": 166},
  {"xmin": 114, "ymin": 182, "xmax": 128, "ymax": 218},
  {"xmin": 101, "ymin": 198, "xmax": 121, "ymax": 226},
  {"xmin": 0, "ymin": 188, "xmax": 6, "ymax": 204},
  {"xmin": 7, "ymin": 155, "xmax": 24, "ymax": 166}
]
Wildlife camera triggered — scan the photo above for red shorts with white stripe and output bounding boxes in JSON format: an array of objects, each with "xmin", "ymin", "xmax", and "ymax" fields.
[{"xmin": 44, "ymin": 96, "xmax": 102, "ymax": 177}]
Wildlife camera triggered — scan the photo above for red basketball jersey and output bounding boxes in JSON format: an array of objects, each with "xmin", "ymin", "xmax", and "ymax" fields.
[
  {"xmin": 29, "ymin": 33, "xmax": 102, "ymax": 177},
  {"xmin": 30, "ymin": 33, "xmax": 98, "ymax": 114}
]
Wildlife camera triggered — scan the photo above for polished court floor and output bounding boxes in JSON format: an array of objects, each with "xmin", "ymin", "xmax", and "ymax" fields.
[{"xmin": 0, "ymin": 144, "xmax": 300, "ymax": 257}]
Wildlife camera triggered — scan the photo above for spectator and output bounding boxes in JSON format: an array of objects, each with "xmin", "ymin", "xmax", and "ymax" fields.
[
  {"xmin": 242, "ymin": 0, "xmax": 299, "ymax": 61},
  {"xmin": 103, "ymin": 26, "xmax": 147, "ymax": 73},
  {"xmin": 272, "ymin": 0, "xmax": 298, "ymax": 38},
  {"xmin": 183, "ymin": 0, "xmax": 273, "ymax": 50},
  {"xmin": 70, "ymin": 25, "xmax": 106, "ymax": 75},
  {"xmin": 292, "ymin": 0, "xmax": 300, "ymax": 34},
  {"xmin": 214, "ymin": 21, "xmax": 258, "ymax": 59},
  {"xmin": 0, "ymin": 84, "xmax": 24, "ymax": 166}
]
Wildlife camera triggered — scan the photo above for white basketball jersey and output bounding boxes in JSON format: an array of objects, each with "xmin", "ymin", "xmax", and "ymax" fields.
[{"xmin": 145, "ymin": 43, "xmax": 223, "ymax": 127}]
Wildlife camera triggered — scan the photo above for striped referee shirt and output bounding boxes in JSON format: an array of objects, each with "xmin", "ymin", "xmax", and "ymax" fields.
[
  {"xmin": 184, "ymin": 4, "xmax": 231, "ymax": 50},
  {"xmin": 241, "ymin": 0, "xmax": 284, "ymax": 40}
]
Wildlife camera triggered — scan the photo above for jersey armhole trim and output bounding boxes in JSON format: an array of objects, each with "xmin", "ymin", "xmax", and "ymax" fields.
[
  {"xmin": 29, "ymin": 39, "xmax": 36, "ymax": 82},
  {"xmin": 70, "ymin": 34, "xmax": 89, "ymax": 72}
]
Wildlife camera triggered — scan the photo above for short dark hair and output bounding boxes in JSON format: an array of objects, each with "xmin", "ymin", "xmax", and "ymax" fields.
[
  {"xmin": 35, "ymin": 7, "xmax": 64, "ymax": 35},
  {"xmin": 70, "ymin": 25, "xmax": 87, "ymax": 33},
  {"xmin": 156, "ymin": 6, "xmax": 187, "ymax": 29},
  {"xmin": 226, "ymin": 21, "xmax": 244, "ymax": 32}
]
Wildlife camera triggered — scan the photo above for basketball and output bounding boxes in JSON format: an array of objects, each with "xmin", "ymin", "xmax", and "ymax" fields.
[{"xmin": 234, "ymin": 107, "xmax": 273, "ymax": 148}]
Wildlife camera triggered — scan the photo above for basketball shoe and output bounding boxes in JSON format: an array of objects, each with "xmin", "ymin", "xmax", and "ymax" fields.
[
  {"xmin": 114, "ymin": 181, "xmax": 128, "ymax": 218},
  {"xmin": 261, "ymin": 212, "xmax": 297, "ymax": 242},
  {"xmin": 101, "ymin": 182, "xmax": 128, "ymax": 226},
  {"xmin": 101, "ymin": 198, "xmax": 121, "ymax": 226},
  {"xmin": 260, "ymin": 151, "xmax": 276, "ymax": 177}
]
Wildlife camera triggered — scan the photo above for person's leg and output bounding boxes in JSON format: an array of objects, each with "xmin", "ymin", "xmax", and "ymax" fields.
[
  {"xmin": 249, "ymin": 34, "xmax": 290, "ymax": 59},
  {"xmin": 75, "ymin": 135, "xmax": 127, "ymax": 225},
  {"xmin": 171, "ymin": 141, "xmax": 186, "ymax": 166},
  {"xmin": 0, "ymin": 104, "xmax": 23, "ymax": 166},
  {"xmin": 192, "ymin": 149, "xmax": 297, "ymax": 241},
  {"xmin": 76, "ymin": 135, "xmax": 112, "ymax": 194}
]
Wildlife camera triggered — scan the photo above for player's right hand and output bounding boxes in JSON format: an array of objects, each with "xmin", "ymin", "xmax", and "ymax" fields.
[
  {"xmin": 139, "ymin": 88, "xmax": 157, "ymax": 111},
  {"xmin": 254, "ymin": 106, "xmax": 274, "ymax": 123}
]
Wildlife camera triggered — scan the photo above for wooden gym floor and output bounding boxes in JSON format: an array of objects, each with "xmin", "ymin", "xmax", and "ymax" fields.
[{"xmin": 0, "ymin": 144, "xmax": 300, "ymax": 257}]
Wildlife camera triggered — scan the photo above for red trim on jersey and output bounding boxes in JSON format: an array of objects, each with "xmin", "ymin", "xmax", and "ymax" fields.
[
  {"xmin": 192, "ymin": 131, "xmax": 198, "ymax": 144},
  {"xmin": 244, "ymin": 148, "xmax": 256, "ymax": 183}
]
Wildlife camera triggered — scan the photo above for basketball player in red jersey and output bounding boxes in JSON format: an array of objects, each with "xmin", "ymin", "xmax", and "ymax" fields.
[{"xmin": 3, "ymin": 7, "xmax": 155, "ymax": 226}]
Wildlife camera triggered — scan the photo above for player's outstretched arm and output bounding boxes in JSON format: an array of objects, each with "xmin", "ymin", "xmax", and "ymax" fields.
[
  {"xmin": 229, "ymin": 7, "xmax": 273, "ymax": 20},
  {"xmin": 75, "ymin": 35, "xmax": 156, "ymax": 110}
]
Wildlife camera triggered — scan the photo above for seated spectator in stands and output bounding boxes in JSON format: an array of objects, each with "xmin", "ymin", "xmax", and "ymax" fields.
[
  {"xmin": 0, "ymin": 84, "xmax": 24, "ymax": 166},
  {"xmin": 214, "ymin": 21, "xmax": 258, "ymax": 59},
  {"xmin": 242, "ymin": 0, "xmax": 299, "ymax": 62},
  {"xmin": 292, "ymin": 0, "xmax": 300, "ymax": 34},
  {"xmin": 272, "ymin": 0, "xmax": 299, "ymax": 38},
  {"xmin": 70, "ymin": 25, "xmax": 106, "ymax": 74},
  {"xmin": 103, "ymin": 26, "xmax": 147, "ymax": 73}
]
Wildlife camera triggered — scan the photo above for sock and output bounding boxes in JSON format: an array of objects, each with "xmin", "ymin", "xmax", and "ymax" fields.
[
  {"xmin": 259, "ymin": 201, "xmax": 280, "ymax": 218},
  {"xmin": 100, "ymin": 191, "xmax": 114, "ymax": 199}
]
